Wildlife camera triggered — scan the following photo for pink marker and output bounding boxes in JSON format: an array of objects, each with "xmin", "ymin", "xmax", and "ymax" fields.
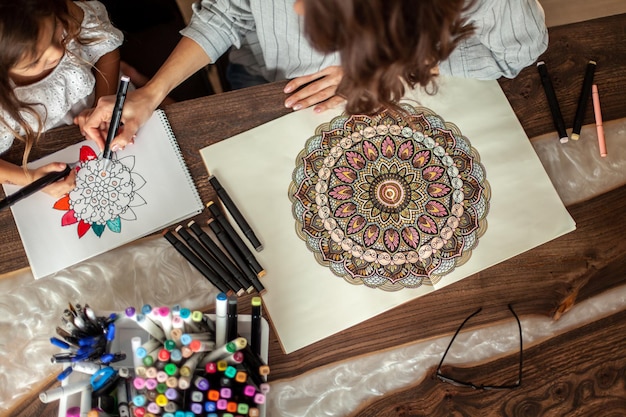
[{"xmin": 592, "ymin": 84, "xmax": 607, "ymax": 157}]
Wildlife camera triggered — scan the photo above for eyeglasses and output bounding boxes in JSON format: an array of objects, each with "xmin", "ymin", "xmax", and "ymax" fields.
[{"xmin": 435, "ymin": 304, "xmax": 522, "ymax": 390}]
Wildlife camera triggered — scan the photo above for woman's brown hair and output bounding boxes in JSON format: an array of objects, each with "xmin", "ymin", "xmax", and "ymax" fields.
[
  {"xmin": 0, "ymin": 0, "xmax": 82, "ymax": 167},
  {"xmin": 301, "ymin": 0, "xmax": 475, "ymax": 115}
]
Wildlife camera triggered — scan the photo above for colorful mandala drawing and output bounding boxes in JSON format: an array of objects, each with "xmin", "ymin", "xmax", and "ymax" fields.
[
  {"xmin": 53, "ymin": 146, "xmax": 147, "ymax": 238},
  {"xmin": 288, "ymin": 104, "xmax": 491, "ymax": 291}
]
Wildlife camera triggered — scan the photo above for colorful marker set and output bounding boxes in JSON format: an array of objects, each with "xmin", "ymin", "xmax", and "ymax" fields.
[
  {"xmin": 45, "ymin": 299, "xmax": 269, "ymax": 417},
  {"xmin": 125, "ymin": 300, "xmax": 269, "ymax": 417},
  {"xmin": 163, "ymin": 176, "xmax": 266, "ymax": 295}
]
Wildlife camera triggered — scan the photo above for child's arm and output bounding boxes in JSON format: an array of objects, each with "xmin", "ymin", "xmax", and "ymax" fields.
[
  {"xmin": 0, "ymin": 160, "xmax": 76, "ymax": 198},
  {"xmin": 93, "ymin": 49, "xmax": 122, "ymax": 102}
]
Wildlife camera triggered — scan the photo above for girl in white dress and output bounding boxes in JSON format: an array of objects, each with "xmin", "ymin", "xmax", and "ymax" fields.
[{"xmin": 0, "ymin": 0, "xmax": 122, "ymax": 196}]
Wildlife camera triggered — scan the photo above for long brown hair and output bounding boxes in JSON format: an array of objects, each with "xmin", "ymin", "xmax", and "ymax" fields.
[
  {"xmin": 301, "ymin": 0, "xmax": 475, "ymax": 115},
  {"xmin": 0, "ymin": 0, "xmax": 82, "ymax": 167}
]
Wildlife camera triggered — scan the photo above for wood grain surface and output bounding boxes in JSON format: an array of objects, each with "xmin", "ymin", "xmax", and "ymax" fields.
[
  {"xmin": 351, "ymin": 309, "xmax": 626, "ymax": 417},
  {"xmin": 4, "ymin": 13, "xmax": 626, "ymax": 417}
]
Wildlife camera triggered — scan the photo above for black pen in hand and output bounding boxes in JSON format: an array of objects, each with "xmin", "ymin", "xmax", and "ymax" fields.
[
  {"xmin": 0, "ymin": 164, "xmax": 73, "ymax": 211},
  {"xmin": 102, "ymin": 75, "xmax": 131, "ymax": 161}
]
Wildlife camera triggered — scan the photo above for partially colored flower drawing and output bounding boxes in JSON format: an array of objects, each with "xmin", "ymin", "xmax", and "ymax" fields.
[{"xmin": 53, "ymin": 146, "xmax": 147, "ymax": 238}]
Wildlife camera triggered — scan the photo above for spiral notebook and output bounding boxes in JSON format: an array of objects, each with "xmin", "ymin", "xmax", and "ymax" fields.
[{"xmin": 2, "ymin": 110, "xmax": 203, "ymax": 279}]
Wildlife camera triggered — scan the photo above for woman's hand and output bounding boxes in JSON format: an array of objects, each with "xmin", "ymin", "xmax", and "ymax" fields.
[
  {"xmin": 74, "ymin": 87, "xmax": 157, "ymax": 152},
  {"xmin": 283, "ymin": 66, "xmax": 346, "ymax": 113}
]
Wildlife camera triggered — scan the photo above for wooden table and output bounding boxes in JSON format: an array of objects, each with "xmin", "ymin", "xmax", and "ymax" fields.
[{"xmin": 7, "ymin": 13, "xmax": 626, "ymax": 417}]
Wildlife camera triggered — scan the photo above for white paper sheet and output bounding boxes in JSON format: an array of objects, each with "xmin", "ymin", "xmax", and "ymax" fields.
[
  {"xmin": 3, "ymin": 110, "xmax": 203, "ymax": 279},
  {"xmin": 200, "ymin": 77, "xmax": 576, "ymax": 354}
]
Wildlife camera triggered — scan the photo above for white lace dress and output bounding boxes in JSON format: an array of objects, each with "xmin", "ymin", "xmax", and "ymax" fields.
[{"xmin": 0, "ymin": 0, "xmax": 123, "ymax": 154}]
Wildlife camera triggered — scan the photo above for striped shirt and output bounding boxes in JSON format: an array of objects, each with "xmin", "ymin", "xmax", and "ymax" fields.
[{"xmin": 181, "ymin": 0, "xmax": 547, "ymax": 83}]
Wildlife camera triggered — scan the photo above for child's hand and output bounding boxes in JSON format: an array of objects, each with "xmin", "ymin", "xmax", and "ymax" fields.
[
  {"xmin": 283, "ymin": 66, "xmax": 346, "ymax": 113},
  {"xmin": 31, "ymin": 163, "xmax": 76, "ymax": 198}
]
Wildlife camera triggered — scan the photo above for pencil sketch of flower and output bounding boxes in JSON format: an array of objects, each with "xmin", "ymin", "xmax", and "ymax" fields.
[{"xmin": 53, "ymin": 146, "xmax": 147, "ymax": 238}]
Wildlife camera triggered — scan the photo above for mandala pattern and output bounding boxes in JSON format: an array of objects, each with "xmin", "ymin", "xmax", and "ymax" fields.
[
  {"xmin": 289, "ymin": 105, "xmax": 490, "ymax": 291},
  {"xmin": 53, "ymin": 146, "xmax": 147, "ymax": 238}
]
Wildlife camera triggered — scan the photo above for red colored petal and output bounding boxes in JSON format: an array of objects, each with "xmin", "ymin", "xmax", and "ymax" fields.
[
  {"xmin": 79, "ymin": 146, "xmax": 97, "ymax": 162},
  {"xmin": 61, "ymin": 210, "xmax": 78, "ymax": 226},
  {"xmin": 77, "ymin": 220, "xmax": 91, "ymax": 238},
  {"xmin": 53, "ymin": 194, "xmax": 70, "ymax": 210}
]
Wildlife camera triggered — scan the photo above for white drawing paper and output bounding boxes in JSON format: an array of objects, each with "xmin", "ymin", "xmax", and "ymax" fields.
[
  {"xmin": 201, "ymin": 77, "xmax": 576, "ymax": 354},
  {"xmin": 3, "ymin": 110, "xmax": 203, "ymax": 279}
]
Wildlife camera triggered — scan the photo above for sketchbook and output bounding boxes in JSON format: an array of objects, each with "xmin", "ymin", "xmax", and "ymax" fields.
[
  {"xmin": 199, "ymin": 77, "xmax": 576, "ymax": 354},
  {"xmin": 3, "ymin": 110, "xmax": 203, "ymax": 279}
]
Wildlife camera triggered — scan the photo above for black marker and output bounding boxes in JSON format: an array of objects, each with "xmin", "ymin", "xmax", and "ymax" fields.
[
  {"xmin": 0, "ymin": 163, "xmax": 72, "ymax": 211},
  {"xmin": 537, "ymin": 61, "xmax": 568, "ymax": 143},
  {"xmin": 175, "ymin": 225, "xmax": 244, "ymax": 296},
  {"xmin": 188, "ymin": 220, "xmax": 253, "ymax": 293},
  {"xmin": 162, "ymin": 229, "xmax": 231, "ymax": 294},
  {"xmin": 209, "ymin": 175, "xmax": 263, "ymax": 251},
  {"xmin": 207, "ymin": 201, "xmax": 265, "ymax": 278},
  {"xmin": 226, "ymin": 295, "xmax": 238, "ymax": 342},
  {"xmin": 207, "ymin": 218, "xmax": 265, "ymax": 294},
  {"xmin": 102, "ymin": 75, "xmax": 130, "ymax": 161},
  {"xmin": 570, "ymin": 60, "xmax": 597, "ymax": 141}
]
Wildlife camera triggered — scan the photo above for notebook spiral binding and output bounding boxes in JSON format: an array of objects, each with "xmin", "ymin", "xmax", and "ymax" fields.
[{"xmin": 156, "ymin": 109, "xmax": 203, "ymax": 212}]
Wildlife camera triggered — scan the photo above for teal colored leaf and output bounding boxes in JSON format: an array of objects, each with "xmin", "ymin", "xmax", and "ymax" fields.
[
  {"xmin": 107, "ymin": 217, "xmax": 122, "ymax": 233},
  {"xmin": 92, "ymin": 223, "xmax": 105, "ymax": 237}
]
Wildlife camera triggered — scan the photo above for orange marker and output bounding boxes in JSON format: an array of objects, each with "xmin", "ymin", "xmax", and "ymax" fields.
[{"xmin": 591, "ymin": 84, "xmax": 606, "ymax": 157}]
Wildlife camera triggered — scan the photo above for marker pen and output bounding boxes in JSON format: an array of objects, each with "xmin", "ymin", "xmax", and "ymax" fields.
[
  {"xmin": 169, "ymin": 349, "xmax": 183, "ymax": 365},
  {"xmin": 135, "ymin": 338, "xmax": 162, "ymax": 359},
  {"xmin": 571, "ymin": 60, "xmax": 597, "ymax": 140},
  {"xmin": 180, "ymin": 332, "xmax": 212, "ymax": 346},
  {"xmin": 39, "ymin": 378, "xmax": 91, "ymax": 403},
  {"xmin": 134, "ymin": 313, "xmax": 166, "ymax": 342},
  {"xmin": 171, "ymin": 316, "xmax": 184, "ymax": 331},
  {"xmin": 206, "ymin": 201, "xmax": 266, "ymax": 281},
  {"xmin": 116, "ymin": 378, "xmax": 131, "ymax": 417},
  {"xmin": 156, "ymin": 306, "xmax": 173, "ymax": 337},
  {"xmin": 0, "ymin": 163, "xmax": 73, "ymax": 211},
  {"xmin": 170, "ymin": 329, "xmax": 183, "ymax": 347},
  {"xmin": 131, "ymin": 336, "xmax": 143, "ymax": 369},
  {"xmin": 162, "ymin": 229, "xmax": 231, "ymax": 294},
  {"xmin": 175, "ymin": 225, "xmax": 243, "ymax": 295},
  {"xmin": 592, "ymin": 84, "xmax": 607, "ymax": 157},
  {"xmin": 250, "ymin": 296, "xmax": 263, "ymax": 356},
  {"xmin": 178, "ymin": 308, "xmax": 198, "ymax": 333},
  {"xmin": 80, "ymin": 385, "xmax": 93, "ymax": 417},
  {"xmin": 208, "ymin": 175, "xmax": 263, "ymax": 251},
  {"xmin": 180, "ymin": 352, "xmax": 206, "ymax": 377},
  {"xmin": 191, "ymin": 310, "xmax": 210, "ymax": 332},
  {"xmin": 72, "ymin": 361, "xmax": 102, "ymax": 375},
  {"xmin": 226, "ymin": 295, "xmax": 238, "ymax": 342},
  {"xmin": 223, "ymin": 351, "xmax": 244, "ymax": 365},
  {"xmin": 199, "ymin": 341, "xmax": 238, "ymax": 364},
  {"xmin": 189, "ymin": 339, "xmax": 216, "ymax": 353},
  {"xmin": 188, "ymin": 220, "xmax": 253, "ymax": 293},
  {"xmin": 215, "ymin": 293, "xmax": 228, "ymax": 347},
  {"xmin": 207, "ymin": 218, "xmax": 261, "ymax": 293},
  {"xmin": 537, "ymin": 61, "xmax": 568, "ymax": 143},
  {"xmin": 177, "ymin": 376, "xmax": 191, "ymax": 390}
]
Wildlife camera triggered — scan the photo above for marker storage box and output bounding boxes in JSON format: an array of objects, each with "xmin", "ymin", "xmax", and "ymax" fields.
[{"xmin": 57, "ymin": 313, "xmax": 269, "ymax": 417}]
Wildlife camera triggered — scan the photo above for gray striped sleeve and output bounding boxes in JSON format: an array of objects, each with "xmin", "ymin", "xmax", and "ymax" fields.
[
  {"xmin": 181, "ymin": 0, "xmax": 339, "ymax": 82},
  {"xmin": 439, "ymin": 0, "xmax": 548, "ymax": 79}
]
